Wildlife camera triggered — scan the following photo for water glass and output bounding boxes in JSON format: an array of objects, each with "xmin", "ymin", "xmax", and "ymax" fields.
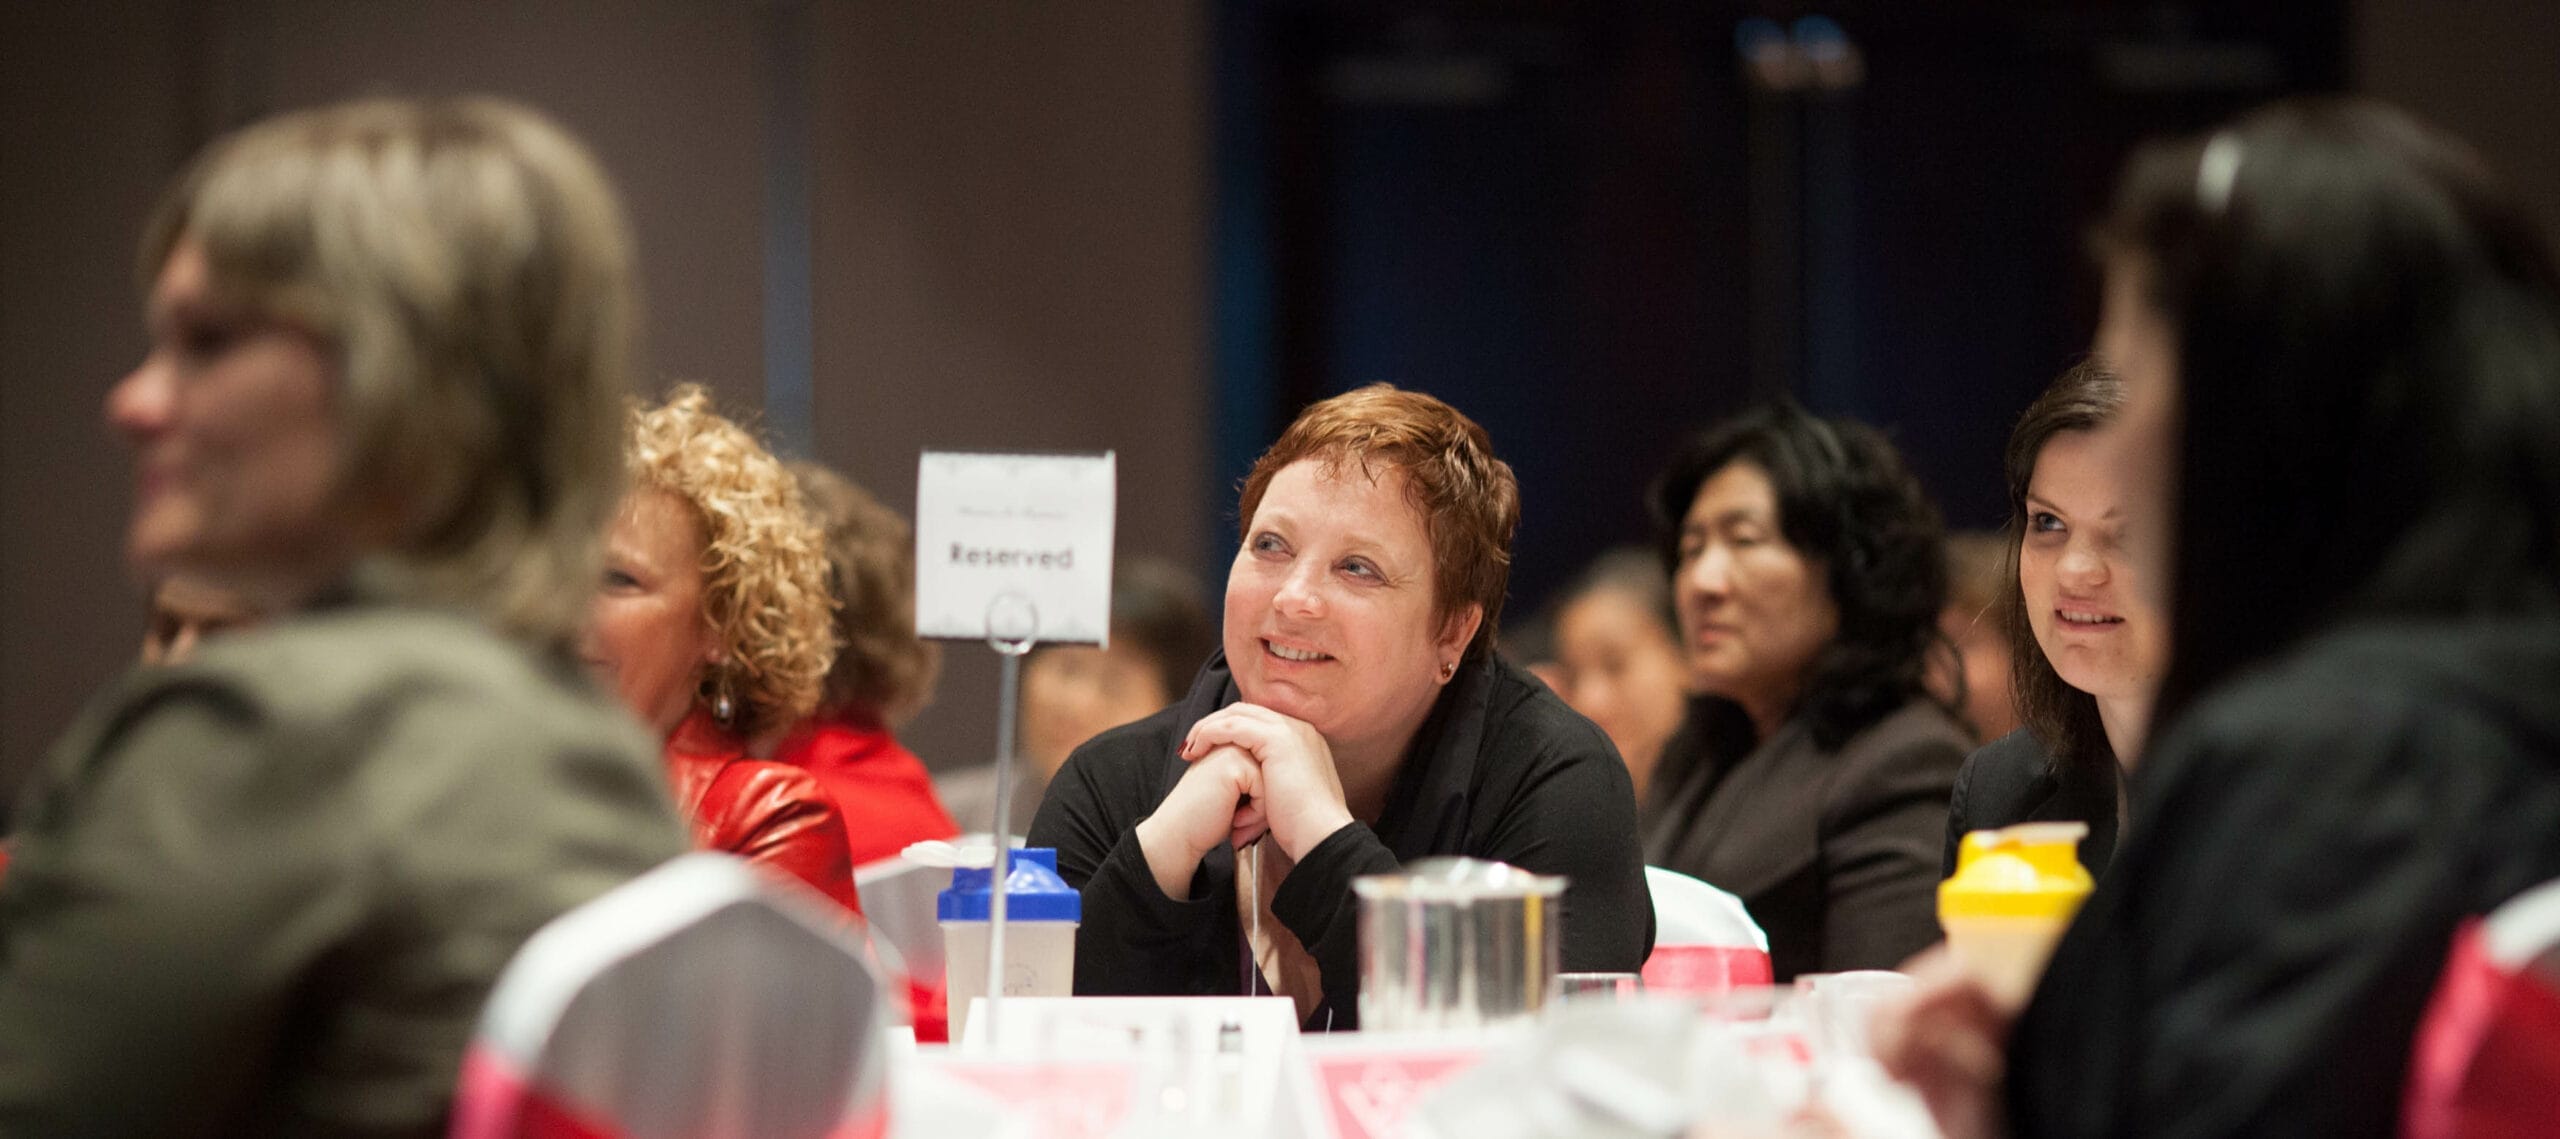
[{"xmin": 1552, "ymin": 971, "xmax": 1642, "ymax": 1002}]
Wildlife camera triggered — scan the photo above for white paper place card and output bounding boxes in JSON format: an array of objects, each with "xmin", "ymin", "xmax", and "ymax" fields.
[
  {"xmin": 944, "ymin": 997, "xmax": 1320, "ymax": 1139},
  {"xmin": 913, "ymin": 450, "xmax": 1116, "ymax": 645},
  {"xmin": 1299, "ymin": 1030, "xmax": 1505, "ymax": 1139}
]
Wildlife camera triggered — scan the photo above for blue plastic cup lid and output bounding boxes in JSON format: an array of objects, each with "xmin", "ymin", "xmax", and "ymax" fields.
[{"xmin": 938, "ymin": 846, "xmax": 1081, "ymax": 922}]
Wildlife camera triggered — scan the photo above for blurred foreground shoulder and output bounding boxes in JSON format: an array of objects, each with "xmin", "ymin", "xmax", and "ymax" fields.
[{"xmin": 0, "ymin": 606, "xmax": 685, "ymax": 1136}]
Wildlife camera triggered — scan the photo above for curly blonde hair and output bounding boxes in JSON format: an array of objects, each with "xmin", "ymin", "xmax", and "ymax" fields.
[{"xmin": 626, "ymin": 384, "xmax": 838, "ymax": 739}]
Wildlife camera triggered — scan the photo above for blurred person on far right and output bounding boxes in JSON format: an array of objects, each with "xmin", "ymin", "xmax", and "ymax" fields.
[{"xmin": 1876, "ymin": 97, "xmax": 2560, "ymax": 1139}]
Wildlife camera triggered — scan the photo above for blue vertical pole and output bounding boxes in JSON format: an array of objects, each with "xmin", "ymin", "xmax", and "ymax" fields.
[
  {"xmin": 1209, "ymin": 0, "xmax": 1276, "ymax": 565},
  {"xmin": 762, "ymin": 0, "xmax": 816, "ymax": 456},
  {"xmin": 1797, "ymin": 17, "xmax": 1862, "ymax": 415}
]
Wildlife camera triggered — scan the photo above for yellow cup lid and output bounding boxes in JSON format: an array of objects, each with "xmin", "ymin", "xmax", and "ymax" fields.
[{"xmin": 1939, "ymin": 822, "xmax": 2096, "ymax": 920}]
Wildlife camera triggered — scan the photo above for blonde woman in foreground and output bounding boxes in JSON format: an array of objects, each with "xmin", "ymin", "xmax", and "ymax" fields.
[{"xmin": 0, "ymin": 99, "xmax": 686, "ymax": 1135}]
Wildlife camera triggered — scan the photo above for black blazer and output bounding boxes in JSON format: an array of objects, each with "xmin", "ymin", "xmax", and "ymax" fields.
[
  {"xmin": 2011, "ymin": 618, "xmax": 2560, "ymax": 1137},
  {"xmin": 1940, "ymin": 728, "xmax": 2122, "ymax": 879},
  {"xmin": 1643, "ymin": 696, "xmax": 1969, "ymax": 982}
]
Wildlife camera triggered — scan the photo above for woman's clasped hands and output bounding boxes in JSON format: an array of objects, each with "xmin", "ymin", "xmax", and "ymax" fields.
[{"xmin": 1132, "ymin": 702, "xmax": 1354, "ymax": 900}]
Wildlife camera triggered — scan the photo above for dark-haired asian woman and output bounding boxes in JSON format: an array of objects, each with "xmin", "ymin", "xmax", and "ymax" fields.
[{"xmin": 1642, "ymin": 406, "xmax": 1968, "ymax": 982}]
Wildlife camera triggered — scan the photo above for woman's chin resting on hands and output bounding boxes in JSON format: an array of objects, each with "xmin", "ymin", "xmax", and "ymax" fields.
[
  {"xmin": 1133, "ymin": 743, "xmax": 1268, "ymax": 899},
  {"xmin": 1029, "ymin": 384, "xmax": 1656, "ymax": 1030}
]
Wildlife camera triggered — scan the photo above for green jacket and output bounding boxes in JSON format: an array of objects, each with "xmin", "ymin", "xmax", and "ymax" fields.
[{"xmin": 0, "ymin": 607, "xmax": 688, "ymax": 1137}]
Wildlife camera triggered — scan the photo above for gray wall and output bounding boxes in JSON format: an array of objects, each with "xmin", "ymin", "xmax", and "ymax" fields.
[
  {"xmin": 2355, "ymin": 0, "xmax": 2560, "ymax": 245},
  {"xmin": 811, "ymin": 1, "xmax": 1209, "ymax": 798},
  {"xmin": 4, "ymin": 3, "xmax": 204, "ymax": 788},
  {"xmin": 0, "ymin": 0, "xmax": 1207, "ymax": 798},
  {"xmin": 5, "ymin": 0, "xmax": 2552, "ymax": 801}
]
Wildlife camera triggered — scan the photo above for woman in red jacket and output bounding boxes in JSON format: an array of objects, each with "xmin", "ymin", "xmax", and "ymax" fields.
[{"xmin": 582, "ymin": 383, "xmax": 861, "ymax": 916}]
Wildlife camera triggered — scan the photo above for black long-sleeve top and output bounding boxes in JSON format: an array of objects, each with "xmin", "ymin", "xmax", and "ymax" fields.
[
  {"xmin": 2009, "ymin": 619, "xmax": 2560, "ymax": 1137},
  {"xmin": 1941, "ymin": 727, "xmax": 2122, "ymax": 880},
  {"xmin": 1028, "ymin": 651, "xmax": 1655, "ymax": 1030}
]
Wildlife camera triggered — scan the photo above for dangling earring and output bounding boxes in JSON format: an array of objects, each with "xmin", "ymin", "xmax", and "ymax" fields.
[{"xmin": 709, "ymin": 675, "xmax": 737, "ymax": 725}]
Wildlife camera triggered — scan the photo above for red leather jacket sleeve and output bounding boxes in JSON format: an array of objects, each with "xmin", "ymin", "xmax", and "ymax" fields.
[
  {"xmin": 697, "ymin": 762, "xmax": 865, "ymax": 919},
  {"xmin": 663, "ymin": 712, "xmax": 863, "ymax": 919}
]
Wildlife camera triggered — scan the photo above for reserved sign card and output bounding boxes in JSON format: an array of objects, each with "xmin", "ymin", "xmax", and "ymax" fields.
[{"xmin": 913, "ymin": 450, "xmax": 1116, "ymax": 645}]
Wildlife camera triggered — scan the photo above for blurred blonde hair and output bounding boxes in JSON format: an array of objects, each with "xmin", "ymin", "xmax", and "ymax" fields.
[
  {"xmin": 140, "ymin": 97, "xmax": 638, "ymax": 651},
  {"xmin": 791, "ymin": 462, "xmax": 940, "ymax": 726},
  {"xmin": 627, "ymin": 385, "xmax": 837, "ymax": 738}
]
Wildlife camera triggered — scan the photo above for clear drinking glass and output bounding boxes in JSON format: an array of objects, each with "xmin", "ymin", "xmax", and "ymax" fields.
[{"xmin": 1552, "ymin": 972, "xmax": 1643, "ymax": 1003}]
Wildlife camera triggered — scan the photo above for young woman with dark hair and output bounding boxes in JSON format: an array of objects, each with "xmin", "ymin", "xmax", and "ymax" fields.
[
  {"xmin": 1880, "ymin": 97, "xmax": 2560, "ymax": 1139},
  {"xmin": 1939, "ymin": 359, "xmax": 2166, "ymax": 878},
  {"xmin": 1642, "ymin": 402, "xmax": 1969, "ymax": 981}
]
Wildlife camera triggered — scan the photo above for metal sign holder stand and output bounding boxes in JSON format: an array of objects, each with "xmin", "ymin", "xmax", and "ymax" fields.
[{"xmin": 976, "ymin": 592, "xmax": 1039, "ymax": 1048}]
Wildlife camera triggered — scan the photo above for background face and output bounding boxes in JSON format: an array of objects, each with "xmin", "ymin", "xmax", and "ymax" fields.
[
  {"xmin": 1936, "ymin": 602, "xmax": 2019, "ymax": 743},
  {"xmin": 1672, "ymin": 461, "xmax": 1840, "ymax": 721},
  {"xmin": 584, "ymin": 488, "xmax": 716, "ymax": 739},
  {"xmin": 139, "ymin": 576, "xmax": 262, "ymax": 666},
  {"xmin": 1553, "ymin": 586, "xmax": 1690, "ymax": 792},
  {"xmin": 109, "ymin": 240, "xmax": 347, "ymax": 599},
  {"xmin": 1222, "ymin": 459, "xmax": 1459, "ymax": 756},
  {"xmin": 1020, "ymin": 642, "xmax": 1173, "ymax": 778}
]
